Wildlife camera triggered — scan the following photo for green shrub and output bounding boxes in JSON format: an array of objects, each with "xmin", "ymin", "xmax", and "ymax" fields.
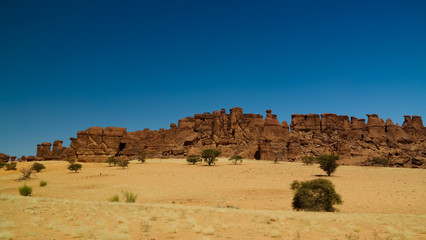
[
  {"xmin": 317, "ymin": 155, "xmax": 339, "ymax": 176},
  {"xmin": 201, "ymin": 149, "xmax": 221, "ymax": 166},
  {"xmin": 0, "ymin": 162, "xmax": 6, "ymax": 169},
  {"xmin": 186, "ymin": 155, "xmax": 201, "ymax": 164},
  {"xmin": 372, "ymin": 157, "xmax": 389, "ymax": 167},
  {"xmin": 19, "ymin": 184, "xmax": 32, "ymax": 196},
  {"xmin": 39, "ymin": 181, "xmax": 47, "ymax": 187},
  {"xmin": 229, "ymin": 155, "xmax": 243, "ymax": 164},
  {"xmin": 291, "ymin": 178, "xmax": 342, "ymax": 212},
  {"xmin": 122, "ymin": 191, "xmax": 137, "ymax": 203},
  {"xmin": 108, "ymin": 194, "xmax": 120, "ymax": 202},
  {"xmin": 302, "ymin": 156, "xmax": 316, "ymax": 165},
  {"xmin": 5, "ymin": 162, "xmax": 17, "ymax": 170},
  {"xmin": 137, "ymin": 151, "xmax": 146, "ymax": 163},
  {"xmin": 105, "ymin": 157, "xmax": 117, "ymax": 166},
  {"xmin": 31, "ymin": 162, "xmax": 46, "ymax": 172},
  {"xmin": 68, "ymin": 163, "xmax": 82, "ymax": 172},
  {"xmin": 118, "ymin": 159, "xmax": 129, "ymax": 169}
]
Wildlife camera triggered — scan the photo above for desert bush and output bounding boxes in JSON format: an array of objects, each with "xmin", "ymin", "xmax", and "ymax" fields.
[
  {"xmin": 372, "ymin": 157, "xmax": 389, "ymax": 167},
  {"xmin": 317, "ymin": 155, "xmax": 339, "ymax": 176},
  {"xmin": 122, "ymin": 191, "xmax": 137, "ymax": 203},
  {"xmin": 186, "ymin": 155, "xmax": 201, "ymax": 164},
  {"xmin": 291, "ymin": 178, "xmax": 342, "ymax": 212},
  {"xmin": 66, "ymin": 156, "xmax": 76, "ymax": 164},
  {"xmin": 0, "ymin": 162, "xmax": 6, "ymax": 169},
  {"xmin": 105, "ymin": 157, "xmax": 117, "ymax": 166},
  {"xmin": 5, "ymin": 162, "xmax": 17, "ymax": 170},
  {"xmin": 137, "ymin": 151, "xmax": 146, "ymax": 163},
  {"xmin": 118, "ymin": 159, "xmax": 129, "ymax": 169},
  {"xmin": 229, "ymin": 155, "xmax": 243, "ymax": 165},
  {"xmin": 19, "ymin": 184, "xmax": 32, "ymax": 196},
  {"xmin": 39, "ymin": 181, "xmax": 47, "ymax": 187},
  {"xmin": 108, "ymin": 194, "xmax": 120, "ymax": 202},
  {"xmin": 302, "ymin": 156, "xmax": 316, "ymax": 165},
  {"xmin": 201, "ymin": 149, "xmax": 221, "ymax": 166},
  {"xmin": 31, "ymin": 162, "xmax": 46, "ymax": 172},
  {"xmin": 141, "ymin": 220, "xmax": 152, "ymax": 232},
  {"xmin": 19, "ymin": 167, "xmax": 32, "ymax": 180},
  {"xmin": 68, "ymin": 163, "xmax": 82, "ymax": 172}
]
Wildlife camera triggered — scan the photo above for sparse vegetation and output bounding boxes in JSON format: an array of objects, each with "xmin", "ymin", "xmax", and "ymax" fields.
[
  {"xmin": 0, "ymin": 162, "xmax": 6, "ymax": 169},
  {"xmin": 118, "ymin": 159, "xmax": 129, "ymax": 169},
  {"xmin": 186, "ymin": 155, "xmax": 201, "ymax": 164},
  {"xmin": 141, "ymin": 220, "xmax": 152, "ymax": 232},
  {"xmin": 19, "ymin": 184, "xmax": 32, "ymax": 196},
  {"xmin": 137, "ymin": 151, "xmax": 146, "ymax": 163},
  {"xmin": 68, "ymin": 163, "xmax": 82, "ymax": 172},
  {"xmin": 19, "ymin": 167, "xmax": 32, "ymax": 180},
  {"xmin": 31, "ymin": 162, "xmax": 46, "ymax": 172},
  {"xmin": 108, "ymin": 194, "xmax": 120, "ymax": 202},
  {"xmin": 229, "ymin": 155, "xmax": 243, "ymax": 164},
  {"xmin": 302, "ymin": 156, "xmax": 316, "ymax": 165},
  {"xmin": 105, "ymin": 157, "xmax": 118, "ymax": 166},
  {"xmin": 201, "ymin": 149, "xmax": 221, "ymax": 166},
  {"xmin": 5, "ymin": 162, "xmax": 17, "ymax": 170},
  {"xmin": 317, "ymin": 155, "xmax": 339, "ymax": 176},
  {"xmin": 291, "ymin": 178, "xmax": 342, "ymax": 212},
  {"xmin": 122, "ymin": 191, "xmax": 137, "ymax": 203},
  {"xmin": 66, "ymin": 156, "xmax": 76, "ymax": 164},
  {"xmin": 372, "ymin": 157, "xmax": 389, "ymax": 167},
  {"xmin": 39, "ymin": 181, "xmax": 47, "ymax": 187}
]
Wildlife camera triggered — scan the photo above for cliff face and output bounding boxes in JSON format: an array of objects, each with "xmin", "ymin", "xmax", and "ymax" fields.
[{"xmin": 36, "ymin": 108, "xmax": 426, "ymax": 168}]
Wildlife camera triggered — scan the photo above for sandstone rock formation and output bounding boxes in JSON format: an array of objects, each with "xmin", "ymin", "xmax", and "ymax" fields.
[
  {"xmin": 0, "ymin": 153, "xmax": 10, "ymax": 162},
  {"xmin": 35, "ymin": 108, "xmax": 426, "ymax": 168}
]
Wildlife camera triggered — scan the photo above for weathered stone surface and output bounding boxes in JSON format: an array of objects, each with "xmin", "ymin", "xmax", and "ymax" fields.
[
  {"xmin": 35, "ymin": 108, "xmax": 425, "ymax": 168},
  {"xmin": 290, "ymin": 114, "xmax": 321, "ymax": 132}
]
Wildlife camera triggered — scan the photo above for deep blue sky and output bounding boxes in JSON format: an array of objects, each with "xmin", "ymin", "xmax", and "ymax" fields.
[{"xmin": 1, "ymin": 0, "xmax": 425, "ymax": 157}]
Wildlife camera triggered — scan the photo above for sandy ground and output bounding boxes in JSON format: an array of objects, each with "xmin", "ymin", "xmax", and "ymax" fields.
[{"xmin": 0, "ymin": 159, "xmax": 425, "ymax": 240}]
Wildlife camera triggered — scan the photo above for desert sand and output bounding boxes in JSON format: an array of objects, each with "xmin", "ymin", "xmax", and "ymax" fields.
[{"xmin": 0, "ymin": 159, "xmax": 425, "ymax": 240}]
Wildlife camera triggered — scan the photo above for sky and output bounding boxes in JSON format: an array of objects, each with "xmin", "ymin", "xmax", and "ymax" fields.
[{"xmin": 1, "ymin": 0, "xmax": 425, "ymax": 157}]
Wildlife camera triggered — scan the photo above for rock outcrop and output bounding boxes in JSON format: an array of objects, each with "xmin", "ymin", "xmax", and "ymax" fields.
[
  {"xmin": 35, "ymin": 108, "xmax": 426, "ymax": 168},
  {"xmin": 0, "ymin": 153, "xmax": 10, "ymax": 162}
]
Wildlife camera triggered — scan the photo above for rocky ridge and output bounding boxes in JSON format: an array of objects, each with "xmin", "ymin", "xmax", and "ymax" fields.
[{"xmin": 35, "ymin": 107, "xmax": 426, "ymax": 168}]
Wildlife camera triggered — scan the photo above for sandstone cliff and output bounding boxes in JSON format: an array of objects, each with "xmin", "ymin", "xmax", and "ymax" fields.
[{"xmin": 35, "ymin": 108, "xmax": 426, "ymax": 168}]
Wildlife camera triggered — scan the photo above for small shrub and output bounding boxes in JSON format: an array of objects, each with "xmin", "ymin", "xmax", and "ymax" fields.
[
  {"xmin": 141, "ymin": 220, "xmax": 152, "ymax": 232},
  {"xmin": 137, "ymin": 151, "xmax": 146, "ymax": 163},
  {"xmin": 372, "ymin": 157, "xmax": 389, "ymax": 167},
  {"xmin": 201, "ymin": 149, "xmax": 221, "ymax": 166},
  {"xmin": 39, "ymin": 181, "xmax": 47, "ymax": 187},
  {"xmin": 317, "ymin": 155, "xmax": 339, "ymax": 176},
  {"xmin": 108, "ymin": 194, "xmax": 119, "ymax": 202},
  {"xmin": 186, "ymin": 155, "xmax": 201, "ymax": 164},
  {"xmin": 31, "ymin": 162, "xmax": 46, "ymax": 172},
  {"xmin": 0, "ymin": 162, "xmax": 6, "ymax": 169},
  {"xmin": 122, "ymin": 191, "xmax": 137, "ymax": 203},
  {"xmin": 5, "ymin": 162, "xmax": 17, "ymax": 170},
  {"xmin": 117, "ymin": 159, "xmax": 129, "ymax": 169},
  {"xmin": 291, "ymin": 178, "xmax": 342, "ymax": 212},
  {"xmin": 68, "ymin": 163, "xmax": 82, "ymax": 172},
  {"xmin": 229, "ymin": 155, "xmax": 243, "ymax": 165},
  {"xmin": 105, "ymin": 157, "xmax": 117, "ymax": 166},
  {"xmin": 302, "ymin": 156, "xmax": 316, "ymax": 165},
  {"xmin": 19, "ymin": 184, "xmax": 32, "ymax": 196},
  {"xmin": 66, "ymin": 156, "xmax": 76, "ymax": 164},
  {"xmin": 19, "ymin": 167, "xmax": 32, "ymax": 180}
]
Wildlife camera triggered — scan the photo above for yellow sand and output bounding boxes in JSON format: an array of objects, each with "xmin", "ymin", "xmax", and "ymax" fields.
[{"xmin": 0, "ymin": 159, "xmax": 425, "ymax": 239}]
